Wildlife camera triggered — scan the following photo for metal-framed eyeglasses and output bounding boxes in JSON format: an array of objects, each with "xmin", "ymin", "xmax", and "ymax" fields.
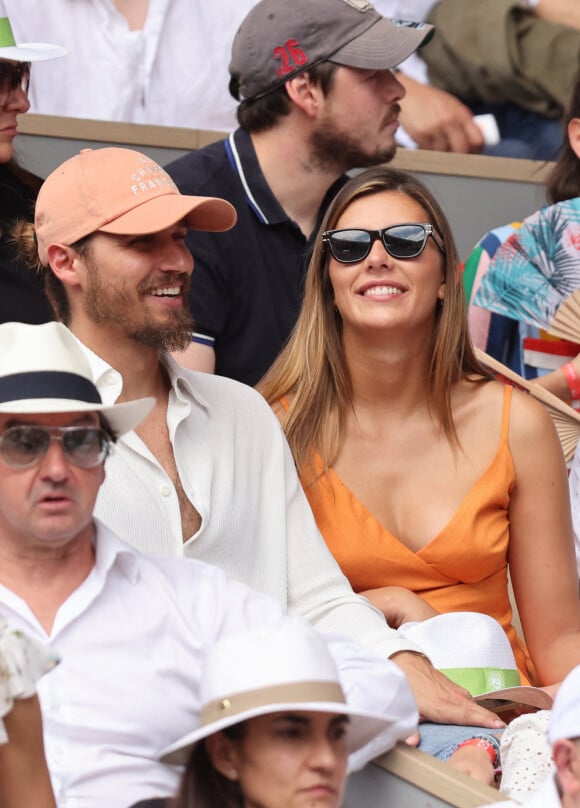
[{"xmin": 0, "ymin": 425, "xmax": 111, "ymax": 469}]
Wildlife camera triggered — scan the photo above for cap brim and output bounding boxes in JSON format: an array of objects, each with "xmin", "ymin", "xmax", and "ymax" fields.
[
  {"xmin": 161, "ymin": 700, "xmax": 403, "ymax": 766},
  {"xmin": 0, "ymin": 396, "xmax": 154, "ymax": 437},
  {"xmin": 329, "ymin": 19, "xmax": 434, "ymax": 70},
  {"xmin": 99, "ymin": 194, "xmax": 237, "ymax": 236},
  {"xmin": 0, "ymin": 43, "xmax": 67, "ymax": 62},
  {"xmin": 476, "ymin": 686, "xmax": 553, "ymax": 712}
]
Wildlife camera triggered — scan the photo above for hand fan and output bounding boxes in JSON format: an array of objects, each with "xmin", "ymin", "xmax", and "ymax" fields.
[
  {"xmin": 475, "ymin": 348, "xmax": 580, "ymax": 462},
  {"xmin": 473, "ymin": 198, "xmax": 580, "ymax": 342}
]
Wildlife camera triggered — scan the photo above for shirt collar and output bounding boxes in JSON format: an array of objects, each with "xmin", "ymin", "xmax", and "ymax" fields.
[
  {"xmin": 226, "ymin": 128, "xmax": 291, "ymax": 227},
  {"xmin": 93, "ymin": 520, "xmax": 140, "ymax": 584},
  {"xmin": 77, "ymin": 339, "xmax": 210, "ymax": 412}
]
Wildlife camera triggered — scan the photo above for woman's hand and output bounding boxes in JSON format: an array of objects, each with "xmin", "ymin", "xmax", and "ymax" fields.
[{"xmin": 361, "ymin": 586, "xmax": 439, "ymax": 628}]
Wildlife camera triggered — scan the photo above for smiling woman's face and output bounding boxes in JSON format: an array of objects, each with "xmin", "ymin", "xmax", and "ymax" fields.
[
  {"xmin": 207, "ymin": 710, "xmax": 349, "ymax": 808},
  {"xmin": 0, "ymin": 58, "xmax": 30, "ymax": 163},
  {"xmin": 328, "ymin": 189, "xmax": 445, "ymax": 340}
]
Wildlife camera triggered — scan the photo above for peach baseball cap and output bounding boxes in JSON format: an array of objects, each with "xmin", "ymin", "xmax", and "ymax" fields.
[{"xmin": 35, "ymin": 147, "xmax": 237, "ymax": 264}]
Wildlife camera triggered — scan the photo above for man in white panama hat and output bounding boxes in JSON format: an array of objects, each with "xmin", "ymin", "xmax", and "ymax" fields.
[
  {"xmin": 15, "ymin": 143, "xmax": 507, "ymax": 737},
  {"xmin": 0, "ymin": 320, "xmax": 417, "ymax": 807}
]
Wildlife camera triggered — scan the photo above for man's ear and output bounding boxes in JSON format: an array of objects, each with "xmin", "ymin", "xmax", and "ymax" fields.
[
  {"xmin": 285, "ymin": 73, "xmax": 322, "ymax": 118},
  {"xmin": 553, "ymin": 738, "xmax": 580, "ymax": 795},
  {"xmin": 568, "ymin": 118, "xmax": 580, "ymax": 160},
  {"xmin": 205, "ymin": 732, "xmax": 241, "ymax": 782},
  {"xmin": 46, "ymin": 244, "xmax": 84, "ymax": 288}
]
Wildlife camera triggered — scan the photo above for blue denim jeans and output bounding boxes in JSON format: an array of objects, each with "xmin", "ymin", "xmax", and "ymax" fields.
[{"xmin": 418, "ymin": 722, "xmax": 502, "ymax": 763}]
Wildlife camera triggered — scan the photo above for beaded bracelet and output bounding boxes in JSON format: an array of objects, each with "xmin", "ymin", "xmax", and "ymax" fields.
[
  {"xmin": 561, "ymin": 362, "xmax": 580, "ymax": 400},
  {"xmin": 454, "ymin": 737, "xmax": 498, "ymax": 767}
]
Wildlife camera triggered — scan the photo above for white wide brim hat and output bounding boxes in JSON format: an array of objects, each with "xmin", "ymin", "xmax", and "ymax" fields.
[
  {"xmin": 0, "ymin": 322, "xmax": 153, "ymax": 436},
  {"xmin": 398, "ymin": 612, "xmax": 552, "ymax": 711},
  {"xmin": 162, "ymin": 623, "xmax": 412, "ymax": 766},
  {"xmin": 0, "ymin": 1, "xmax": 66, "ymax": 62}
]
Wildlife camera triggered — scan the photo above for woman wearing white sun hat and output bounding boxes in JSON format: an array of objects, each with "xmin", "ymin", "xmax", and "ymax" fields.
[
  {"xmin": 131, "ymin": 623, "xmax": 418, "ymax": 808},
  {"xmin": 0, "ymin": 0, "xmax": 65, "ymax": 326},
  {"xmin": 0, "ymin": 13, "xmax": 65, "ymax": 804}
]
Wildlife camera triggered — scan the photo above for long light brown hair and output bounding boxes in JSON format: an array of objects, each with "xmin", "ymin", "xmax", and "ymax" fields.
[{"xmin": 258, "ymin": 166, "xmax": 486, "ymax": 474}]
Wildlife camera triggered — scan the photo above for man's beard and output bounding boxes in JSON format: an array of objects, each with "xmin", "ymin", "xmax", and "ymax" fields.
[
  {"xmin": 84, "ymin": 265, "xmax": 194, "ymax": 352},
  {"xmin": 309, "ymin": 110, "xmax": 399, "ymax": 173}
]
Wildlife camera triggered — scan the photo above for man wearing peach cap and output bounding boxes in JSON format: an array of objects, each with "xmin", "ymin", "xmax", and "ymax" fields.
[{"xmin": 22, "ymin": 145, "xmax": 504, "ymax": 735}]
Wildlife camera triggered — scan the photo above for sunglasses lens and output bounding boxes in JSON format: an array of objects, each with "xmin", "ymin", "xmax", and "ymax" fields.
[
  {"xmin": 62, "ymin": 428, "xmax": 109, "ymax": 468},
  {"xmin": 1, "ymin": 427, "xmax": 49, "ymax": 467},
  {"xmin": 383, "ymin": 225, "xmax": 427, "ymax": 258},
  {"xmin": 0, "ymin": 426, "xmax": 109, "ymax": 469},
  {"xmin": 329, "ymin": 230, "xmax": 372, "ymax": 263}
]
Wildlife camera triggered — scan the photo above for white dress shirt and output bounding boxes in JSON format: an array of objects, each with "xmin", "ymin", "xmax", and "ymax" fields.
[
  {"xmin": 85, "ymin": 347, "xmax": 420, "ymax": 661},
  {"xmin": 6, "ymin": 0, "xmax": 256, "ymax": 132},
  {"xmin": 0, "ymin": 524, "xmax": 417, "ymax": 807},
  {"xmin": 568, "ymin": 442, "xmax": 580, "ymax": 576}
]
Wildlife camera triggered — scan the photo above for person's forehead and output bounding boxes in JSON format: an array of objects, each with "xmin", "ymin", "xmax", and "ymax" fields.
[{"xmin": 0, "ymin": 411, "xmax": 100, "ymax": 429}]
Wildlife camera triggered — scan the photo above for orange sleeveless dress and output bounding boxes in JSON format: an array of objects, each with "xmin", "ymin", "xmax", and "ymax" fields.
[{"xmin": 294, "ymin": 385, "xmax": 536, "ymax": 685}]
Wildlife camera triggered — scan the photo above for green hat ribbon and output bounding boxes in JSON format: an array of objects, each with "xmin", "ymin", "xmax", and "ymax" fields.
[
  {"xmin": 0, "ymin": 16, "xmax": 16, "ymax": 48},
  {"xmin": 440, "ymin": 667, "xmax": 521, "ymax": 697}
]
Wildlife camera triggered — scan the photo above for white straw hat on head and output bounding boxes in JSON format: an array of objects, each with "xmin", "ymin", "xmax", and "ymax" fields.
[
  {"xmin": 548, "ymin": 664, "xmax": 580, "ymax": 744},
  {"xmin": 0, "ymin": 322, "xmax": 153, "ymax": 436},
  {"xmin": 0, "ymin": 1, "xmax": 66, "ymax": 61},
  {"xmin": 398, "ymin": 612, "xmax": 552, "ymax": 710},
  {"xmin": 162, "ymin": 623, "xmax": 409, "ymax": 766}
]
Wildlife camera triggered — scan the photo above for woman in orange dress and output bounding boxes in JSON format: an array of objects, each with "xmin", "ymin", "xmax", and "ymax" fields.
[{"xmin": 259, "ymin": 165, "xmax": 580, "ymax": 691}]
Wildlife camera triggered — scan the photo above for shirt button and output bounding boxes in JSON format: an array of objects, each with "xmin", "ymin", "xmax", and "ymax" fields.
[
  {"xmin": 104, "ymin": 372, "xmax": 116, "ymax": 385},
  {"xmin": 160, "ymin": 485, "xmax": 172, "ymax": 497}
]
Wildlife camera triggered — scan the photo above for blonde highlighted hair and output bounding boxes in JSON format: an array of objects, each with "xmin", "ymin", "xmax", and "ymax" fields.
[{"xmin": 258, "ymin": 166, "xmax": 486, "ymax": 474}]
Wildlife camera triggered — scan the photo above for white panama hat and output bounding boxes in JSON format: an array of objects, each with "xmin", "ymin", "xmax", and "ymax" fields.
[
  {"xmin": 398, "ymin": 612, "xmax": 552, "ymax": 710},
  {"xmin": 162, "ymin": 623, "xmax": 412, "ymax": 766},
  {"xmin": 549, "ymin": 664, "xmax": 580, "ymax": 744},
  {"xmin": 0, "ymin": 1, "xmax": 66, "ymax": 62},
  {"xmin": 0, "ymin": 322, "xmax": 153, "ymax": 436}
]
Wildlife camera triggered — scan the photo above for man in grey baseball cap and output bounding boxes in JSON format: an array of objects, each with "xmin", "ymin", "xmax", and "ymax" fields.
[{"xmin": 166, "ymin": 0, "xmax": 432, "ymax": 386}]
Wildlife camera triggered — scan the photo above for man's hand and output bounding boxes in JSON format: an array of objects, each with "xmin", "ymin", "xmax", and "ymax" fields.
[
  {"xmin": 397, "ymin": 74, "xmax": 484, "ymax": 154},
  {"xmin": 392, "ymin": 651, "xmax": 506, "ymax": 728}
]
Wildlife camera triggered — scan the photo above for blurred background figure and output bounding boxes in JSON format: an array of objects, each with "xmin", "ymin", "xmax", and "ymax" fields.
[{"xmin": 0, "ymin": 0, "xmax": 64, "ymax": 324}]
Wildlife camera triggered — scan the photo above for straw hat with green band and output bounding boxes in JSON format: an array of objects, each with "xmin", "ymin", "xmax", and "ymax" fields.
[
  {"xmin": 0, "ymin": 0, "xmax": 65, "ymax": 61},
  {"xmin": 398, "ymin": 612, "xmax": 553, "ymax": 711}
]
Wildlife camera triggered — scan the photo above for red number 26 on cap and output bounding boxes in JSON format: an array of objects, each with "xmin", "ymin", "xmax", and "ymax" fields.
[{"xmin": 273, "ymin": 39, "xmax": 308, "ymax": 78}]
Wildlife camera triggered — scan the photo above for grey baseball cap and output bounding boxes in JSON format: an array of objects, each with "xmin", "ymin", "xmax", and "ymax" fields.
[{"xmin": 229, "ymin": 0, "xmax": 434, "ymax": 102}]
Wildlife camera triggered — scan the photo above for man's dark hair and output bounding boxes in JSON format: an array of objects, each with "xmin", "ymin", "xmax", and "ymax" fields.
[{"xmin": 235, "ymin": 62, "xmax": 339, "ymax": 133}]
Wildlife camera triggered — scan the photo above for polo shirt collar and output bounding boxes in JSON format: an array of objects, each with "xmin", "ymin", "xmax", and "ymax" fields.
[{"xmin": 226, "ymin": 128, "xmax": 290, "ymax": 226}]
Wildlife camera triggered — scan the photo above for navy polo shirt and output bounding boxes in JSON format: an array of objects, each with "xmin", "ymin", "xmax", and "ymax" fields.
[{"xmin": 166, "ymin": 129, "xmax": 345, "ymax": 386}]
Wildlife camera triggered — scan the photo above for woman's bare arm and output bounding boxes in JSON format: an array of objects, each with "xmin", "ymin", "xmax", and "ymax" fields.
[
  {"xmin": 0, "ymin": 695, "xmax": 56, "ymax": 808},
  {"xmin": 507, "ymin": 389, "xmax": 580, "ymax": 685}
]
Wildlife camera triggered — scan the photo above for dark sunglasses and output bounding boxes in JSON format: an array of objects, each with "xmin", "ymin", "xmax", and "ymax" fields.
[
  {"xmin": 322, "ymin": 223, "xmax": 445, "ymax": 264},
  {"xmin": 0, "ymin": 61, "xmax": 30, "ymax": 104},
  {"xmin": 0, "ymin": 425, "xmax": 111, "ymax": 469}
]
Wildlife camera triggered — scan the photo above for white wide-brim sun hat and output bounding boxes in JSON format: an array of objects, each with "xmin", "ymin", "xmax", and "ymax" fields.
[
  {"xmin": 0, "ymin": 322, "xmax": 153, "ymax": 436},
  {"xmin": 398, "ymin": 612, "xmax": 552, "ymax": 710},
  {"xmin": 0, "ymin": 2, "xmax": 66, "ymax": 62},
  {"xmin": 161, "ymin": 623, "xmax": 414, "ymax": 767}
]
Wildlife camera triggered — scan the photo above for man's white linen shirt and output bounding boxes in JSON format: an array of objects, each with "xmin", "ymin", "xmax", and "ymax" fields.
[
  {"xmin": 0, "ymin": 524, "xmax": 418, "ymax": 807},
  {"xmin": 0, "ymin": 524, "xmax": 286, "ymax": 807},
  {"xmin": 86, "ymin": 347, "xmax": 420, "ymax": 661}
]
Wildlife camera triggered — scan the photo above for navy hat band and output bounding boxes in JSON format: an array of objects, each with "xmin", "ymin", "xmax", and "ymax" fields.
[{"xmin": 0, "ymin": 371, "xmax": 102, "ymax": 405}]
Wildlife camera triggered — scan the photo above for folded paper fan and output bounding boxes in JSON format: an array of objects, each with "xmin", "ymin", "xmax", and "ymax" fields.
[
  {"xmin": 549, "ymin": 290, "xmax": 580, "ymax": 343},
  {"xmin": 473, "ymin": 198, "xmax": 580, "ymax": 338},
  {"xmin": 475, "ymin": 348, "xmax": 580, "ymax": 462}
]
